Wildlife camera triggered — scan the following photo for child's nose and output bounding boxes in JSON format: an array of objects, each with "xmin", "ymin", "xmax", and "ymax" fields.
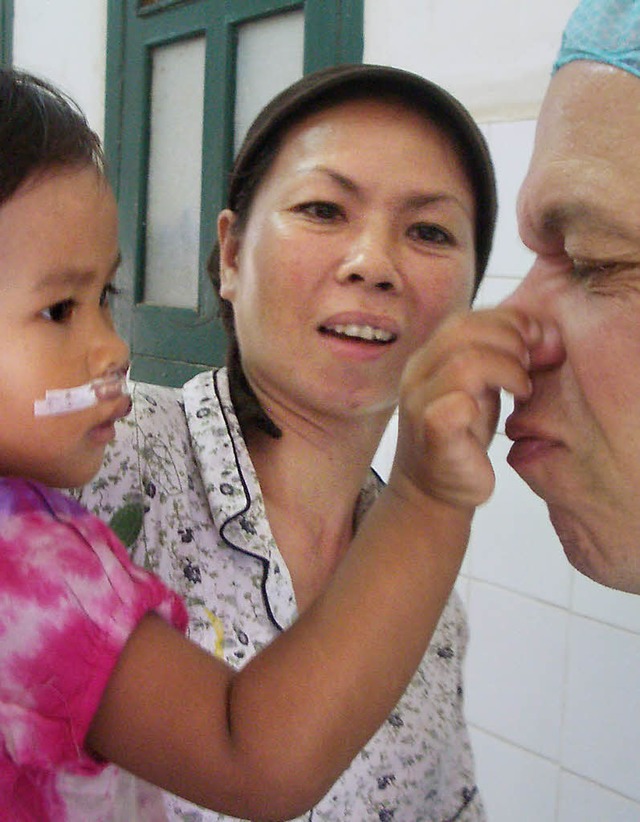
[{"xmin": 89, "ymin": 318, "xmax": 130, "ymax": 379}]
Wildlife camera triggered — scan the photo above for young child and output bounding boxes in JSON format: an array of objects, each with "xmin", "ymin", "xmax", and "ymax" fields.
[
  {"xmin": 0, "ymin": 67, "xmax": 185, "ymax": 820},
  {"xmin": 0, "ymin": 66, "xmax": 534, "ymax": 822}
]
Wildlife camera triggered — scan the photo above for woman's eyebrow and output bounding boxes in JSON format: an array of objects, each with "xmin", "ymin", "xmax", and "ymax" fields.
[
  {"xmin": 404, "ymin": 192, "xmax": 470, "ymax": 213},
  {"xmin": 305, "ymin": 165, "xmax": 359, "ymax": 194},
  {"xmin": 300, "ymin": 166, "xmax": 470, "ymax": 214}
]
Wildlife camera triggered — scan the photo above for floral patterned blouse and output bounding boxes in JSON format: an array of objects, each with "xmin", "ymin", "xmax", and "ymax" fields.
[
  {"xmin": 78, "ymin": 368, "xmax": 485, "ymax": 822},
  {"xmin": 0, "ymin": 477, "xmax": 188, "ymax": 821}
]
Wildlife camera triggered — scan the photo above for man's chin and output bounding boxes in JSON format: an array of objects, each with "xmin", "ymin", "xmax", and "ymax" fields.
[{"xmin": 549, "ymin": 504, "xmax": 640, "ymax": 595}]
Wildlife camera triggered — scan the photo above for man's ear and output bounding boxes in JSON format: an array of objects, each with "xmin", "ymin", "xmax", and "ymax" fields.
[{"xmin": 217, "ymin": 209, "xmax": 240, "ymax": 300}]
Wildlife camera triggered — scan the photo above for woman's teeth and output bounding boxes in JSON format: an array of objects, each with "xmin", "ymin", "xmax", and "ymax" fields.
[{"xmin": 324, "ymin": 324, "xmax": 395, "ymax": 343}]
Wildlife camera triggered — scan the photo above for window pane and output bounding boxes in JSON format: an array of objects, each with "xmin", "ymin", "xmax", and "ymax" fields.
[
  {"xmin": 234, "ymin": 9, "xmax": 304, "ymax": 152},
  {"xmin": 144, "ymin": 35, "xmax": 204, "ymax": 309}
]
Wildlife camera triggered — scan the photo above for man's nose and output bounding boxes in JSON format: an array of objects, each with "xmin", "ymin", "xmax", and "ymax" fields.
[{"xmin": 501, "ymin": 268, "xmax": 566, "ymax": 371}]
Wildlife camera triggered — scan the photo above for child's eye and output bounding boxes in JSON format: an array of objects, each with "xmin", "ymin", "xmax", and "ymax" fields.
[
  {"xmin": 41, "ymin": 299, "xmax": 76, "ymax": 323},
  {"xmin": 100, "ymin": 282, "xmax": 121, "ymax": 308},
  {"xmin": 408, "ymin": 223, "xmax": 453, "ymax": 245},
  {"xmin": 295, "ymin": 201, "xmax": 344, "ymax": 221}
]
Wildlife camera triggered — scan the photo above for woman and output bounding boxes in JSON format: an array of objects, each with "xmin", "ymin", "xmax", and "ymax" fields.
[{"xmin": 81, "ymin": 64, "xmax": 522, "ymax": 821}]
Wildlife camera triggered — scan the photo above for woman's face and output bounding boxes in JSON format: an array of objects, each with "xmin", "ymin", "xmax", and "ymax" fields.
[{"xmin": 219, "ymin": 96, "xmax": 476, "ymax": 425}]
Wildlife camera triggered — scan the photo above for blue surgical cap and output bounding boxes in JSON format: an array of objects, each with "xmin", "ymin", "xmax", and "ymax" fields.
[{"xmin": 554, "ymin": 0, "xmax": 640, "ymax": 79}]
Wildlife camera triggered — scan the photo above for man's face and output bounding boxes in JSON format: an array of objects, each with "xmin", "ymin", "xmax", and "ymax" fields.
[{"xmin": 505, "ymin": 62, "xmax": 640, "ymax": 594}]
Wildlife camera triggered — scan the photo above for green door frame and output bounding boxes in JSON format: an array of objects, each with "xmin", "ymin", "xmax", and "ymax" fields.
[{"xmin": 0, "ymin": 0, "xmax": 13, "ymax": 65}]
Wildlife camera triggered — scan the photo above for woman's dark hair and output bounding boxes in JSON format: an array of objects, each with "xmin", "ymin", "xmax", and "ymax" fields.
[
  {"xmin": 207, "ymin": 137, "xmax": 284, "ymax": 439},
  {"xmin": 0, "ymin": 67, "xmax": 105, "ymax": 208},
  {"xmin": 208, "ymin": 64, "xmax": 498, "ymax": 439}
]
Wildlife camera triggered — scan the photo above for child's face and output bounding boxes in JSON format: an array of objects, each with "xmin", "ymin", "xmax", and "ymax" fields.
[{"xmin": 0, "ymin": 165, "xmax": 130, "ymax": 488}]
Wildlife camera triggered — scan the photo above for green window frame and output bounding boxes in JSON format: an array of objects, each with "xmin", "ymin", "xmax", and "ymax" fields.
[
  {"xmin": 0, "ymin": 0, "xmax": 13, "ymax": 65},
  {"xmin": 106, "ymin": 0, "xmax": 363, "ymax": 387}
]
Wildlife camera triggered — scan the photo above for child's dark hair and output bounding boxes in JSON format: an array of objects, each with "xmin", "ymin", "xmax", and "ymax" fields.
[{"xmin": 0, "ymin": 67, "xmax": 105, "ymax": 208}]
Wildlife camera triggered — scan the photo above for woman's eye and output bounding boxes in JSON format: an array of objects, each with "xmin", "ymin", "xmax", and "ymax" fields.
[
  {"xmin": 408, "ymin": 223, "xmax": 452, "ymax": 245},
  {"xmin": 296, "ymin": 201, "xmax": 343, "ymax": 221},
  {"xmin": 41, "ymin": 299, "xmax": 75, "ymax": 323},
  {"xmin": 100, "ymin": 282, "xmax": 121, "ymax": 308}
]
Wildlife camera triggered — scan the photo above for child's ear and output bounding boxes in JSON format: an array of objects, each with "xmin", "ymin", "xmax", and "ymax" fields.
[{"xmin": 217, "ymin": 209, "xmax": 240, "ymax": 301}]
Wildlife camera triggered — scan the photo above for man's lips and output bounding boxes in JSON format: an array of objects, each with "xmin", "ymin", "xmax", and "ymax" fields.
[
  {"xmin": 504, "ymin": 413, "xmax": 555, "ymax": 444},
  {"xmin": 504, "ymin": 414, "xmax": 563, "ymax": 467}
]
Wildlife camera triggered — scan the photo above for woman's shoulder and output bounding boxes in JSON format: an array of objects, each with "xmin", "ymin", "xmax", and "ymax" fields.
[
  {"xmin": 108, "ymin": 379, "xmax": 190, "ymax": 451},
  {"xmin": 130, "ymin": 379, "xmax": 184, "ymax": 418},
  {"xmin": 77, "ymin": 376, "xmax": 208, "ymax": 526},
  {"xmin": 127, "ymin": 371, "xmax": 220, "ymax": 427}
]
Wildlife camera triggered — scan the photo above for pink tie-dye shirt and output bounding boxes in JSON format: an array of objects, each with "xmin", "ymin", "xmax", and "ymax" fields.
[{"xmin": 0, "ymin": 477, "xmax": 189, "ymax": 821}]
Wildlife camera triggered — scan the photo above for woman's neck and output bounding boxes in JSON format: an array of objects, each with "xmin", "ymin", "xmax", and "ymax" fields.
[{"xmin": 246, "ymin": 409, "xmax": 390, "ymax": 612}]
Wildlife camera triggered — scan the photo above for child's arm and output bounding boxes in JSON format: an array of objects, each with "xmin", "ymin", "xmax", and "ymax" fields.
[{"xmin": 87, "ymin": 307, "xmax": 538, "ymax": 821}]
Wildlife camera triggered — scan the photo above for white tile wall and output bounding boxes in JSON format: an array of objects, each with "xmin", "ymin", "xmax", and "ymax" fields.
[
  {"xmin": 465, "ymin": 582, "xmax": 567, "ymax": 759},
  {"xmin": 571, "ymin": 572, "xmax": 640, "ymax": 634},
  {"xmin": 562, "ymin": 617, "xmax": 640, "ymax": 802},
  {"xmin": 470, "ymin": 728, "xmax": 560, "ymax": 822},
  {"xmin": 558, "ymin": 773, "xmax": 640, "ymax": 822}
]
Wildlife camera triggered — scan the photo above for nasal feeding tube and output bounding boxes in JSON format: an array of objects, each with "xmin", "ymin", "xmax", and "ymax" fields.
[{"xmin": 34, "ymin": 370, "xmax": 129, "ymax": 417}]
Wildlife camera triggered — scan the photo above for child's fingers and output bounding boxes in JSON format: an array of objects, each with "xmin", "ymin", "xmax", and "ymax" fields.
[
  {"xmin": 394, "ymin": 388, "xmax": 497, "ymax": 507},
  {"xmin": 405, "ymin": 307, "xmax": 538, "ymax": 385},
  {"xmin": 392, "ymin": 307, "xmax": 540, "ymax": 508}
]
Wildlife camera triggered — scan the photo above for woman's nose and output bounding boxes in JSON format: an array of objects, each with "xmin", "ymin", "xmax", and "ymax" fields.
[{"xmin": 336, "ymin": 228, "xmax": 401, "ymax": 293}]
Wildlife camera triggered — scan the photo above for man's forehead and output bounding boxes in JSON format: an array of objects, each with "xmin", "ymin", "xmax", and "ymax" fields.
[
  {"xmin": 536, "ymin": 62, "xmax": 640, "ymax": 148},
  {"xmin": 522, "ymin": 65, "xmax": 640, "ymax": 216},
  {"xmin": 519, "ymin": 161, "xmax": 640, "ymax": 251}
]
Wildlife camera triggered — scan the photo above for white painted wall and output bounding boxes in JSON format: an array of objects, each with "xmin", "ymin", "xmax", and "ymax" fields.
[
  {"xmin": 364, "ymin": 0, "xmax": 578, "ymax": 121},
  {"xmin": 12, "ymin": 0, "xmax": 107, "ymax": 137},
  {"xmin": 11, "ymin": 2, "xmax": 640, "ymax": 820}
]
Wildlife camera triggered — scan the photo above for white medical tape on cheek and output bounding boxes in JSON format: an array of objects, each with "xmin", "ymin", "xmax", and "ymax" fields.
[{"xmin": 33, "ymin": 371, "xmax": 129, "ymax": 417}]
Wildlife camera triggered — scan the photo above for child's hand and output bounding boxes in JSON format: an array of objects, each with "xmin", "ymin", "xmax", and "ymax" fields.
[{"xmin": 389, "ymin": 307, "xmax": 540, "ymax": 509}]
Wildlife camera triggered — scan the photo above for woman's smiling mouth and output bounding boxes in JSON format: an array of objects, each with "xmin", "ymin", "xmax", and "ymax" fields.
[{"xmin": 319, "ymin": 323, "xmax": 397, "ymax": 344}]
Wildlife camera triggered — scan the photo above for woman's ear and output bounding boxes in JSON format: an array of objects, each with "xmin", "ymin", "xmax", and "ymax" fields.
[{"xmin": 217, "ymin": 209, "xmax": 240, "ymax": 301}]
